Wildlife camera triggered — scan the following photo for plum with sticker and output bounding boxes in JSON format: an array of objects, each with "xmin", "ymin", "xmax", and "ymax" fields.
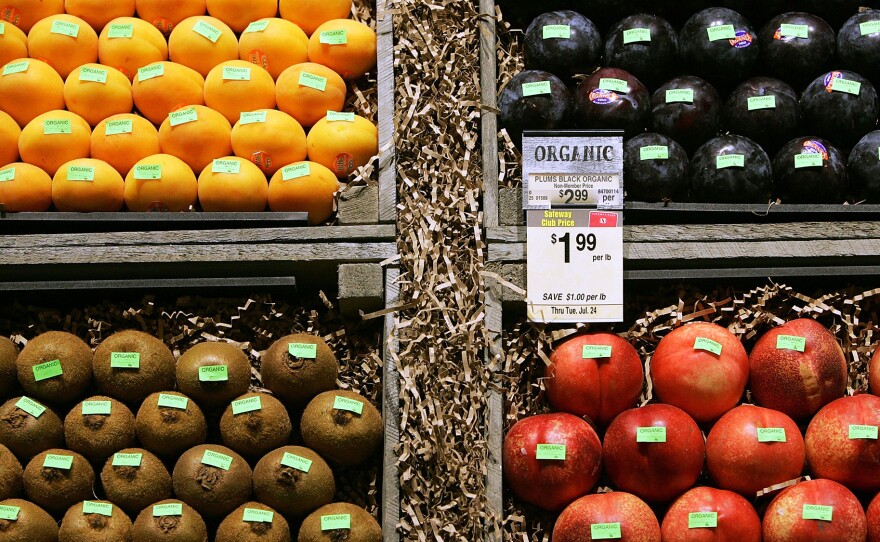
[
  {"xmin": 759, "ymin": 12, "xmax": 835, "ymax": 91},
  {"xmin": 679, "ymin": 7, "xmax": 760, "ymax": 91},
  {"xmin": 603, "ymin": 13, "xmax": 679, "ymax": 90},
  {"xmin": 723, "ymin": 76, "xmax": 801, "ymax": 154},
  {"xmin": 524, "ymin": 11, "xmax": 601, "ymax": 80}
]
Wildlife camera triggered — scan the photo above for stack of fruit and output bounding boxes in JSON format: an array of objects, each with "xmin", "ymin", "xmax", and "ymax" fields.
[
  {"xmin": 504, "ymin": 319, "xmax": 880, "ymax": 541},
  {"xmin": 0, "ymin": 328, "xmax": 383, "ymax": 541},
  {"xmin": 0, "ymin": 0, "xmax": 378, "ymax": 223}
]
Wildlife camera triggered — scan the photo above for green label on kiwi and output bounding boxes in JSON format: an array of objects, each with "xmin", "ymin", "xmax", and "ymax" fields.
[
  {"xmin": 243, "ymin": 508, "xmax": 274, "ymax": 523},
  {"xmin": 112, "ymin": 453, "xmax": 142, "ymax": 467},
  {"xmin": 82, "ymin": 501, "xmax": 113, "ymax": 516},
  {"xmin": 321, "ymin": 514, "xmax": 351, "ymax": 530},
  {"xmin": 157, "ymin": 393, "xmax": 188, "ymax": 410},
  {"xmin": 288, "ymin": 343, "xmax": 317, "ymax": 358},
  {"xmin": 776, "ymin": 335, "xmax": 806, "ymax": 352},
  {"xmin": 15, "ymin": 396, "xmax": 45, "ymax": 418},
  {"xmin": 153, "ymin": 503, "xmax": 183, "ymax": 517},
  {"xmin": 198, "ymin": 365, "xmax": 228, "ymax": 382},
  {"xmin": 82, "ymin": 400, "xmax": 111, "ymax": 415},
  {"xmin": 280, "ymin": 452, "xmax": 313, "ymax": 473},
  {"xmin": 231, "ymin": 396, "xmax": 262, "ymax": 415},
  {"xmin": 201, "ymin": 449, "xmax": 233, "ymax": 470},
  {"xmin": 32, "ymin": 359, "xmax": 63, "ymax": 381},
  {"xmin": 333, "ymin": 395, "xmax": 364, "ymax": 415},
  {"xmin": 43, "ymin": 454, "xmax": 73, "ymax": 470},
  {"xmin": 110, "ymin": 352, "xmax": 140, "ymax": 369},
  {"xmin": 0, "ymin": 505, "xmax": 19, "ymax": 521}
]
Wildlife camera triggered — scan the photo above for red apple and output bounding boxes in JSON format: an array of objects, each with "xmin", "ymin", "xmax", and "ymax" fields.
[
  {"xmin": 748, "ymin": 318, "xmax": 846, "ymax": 421},
  {"xmin": 706, "ymin": 404, "xmax": 805, "ymax": 496},
  {"xmin": 661, "ymin": 486, "xmax": 762, "ymax": 542},
  {"xmin": 763, "ymin": 479, "xmax": 867, "ymax": 542},
  {"xmin": 545, "ymin": 332, "xmax": 644, "ymax": 425},
  {"xmin": 603, "ymin": 404, "xmax": 705, "ymax": 503},
  {"xmin": 806, "ymin": 394, "xmax": 880, "ymax": 492},
  {"xmin": 870, "ymin": 345, "xmax": 880, "ymax": 395},
  {"xmin": 553, "ymin": 491, "xmax": 661, "ymax": 542},
  {"xmin": 866, "ymin": 491, "xmax": 880, "ymax": 542},
  {"xmin": 503, "ymin": 412, "xmax": 602, "ymax": 511},
  {"xmin": 650, "ymin": 322, "xmax": 749, "ymax": 423}
]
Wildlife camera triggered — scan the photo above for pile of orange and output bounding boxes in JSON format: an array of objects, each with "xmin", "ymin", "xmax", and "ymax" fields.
[{"xmin": 0, "ymin": 0, "xmax": 378, "ymax": 224}]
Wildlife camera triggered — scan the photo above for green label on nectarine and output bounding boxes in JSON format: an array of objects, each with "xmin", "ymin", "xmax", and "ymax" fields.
[
  {"xmin": 707, "ymin": 25, "xmax": 736, "ymax": 41},
  {"xmin": 157, "ymin": 393, "xmax": 188, "ymax": 410},
  {"xmin": 623, "ymin": 28, "xmax": 651, "ymax": 44},
  {"xmin": 244, "ymin": 20, "xmax": 270, "ymax": 33},
  {"xmin": 43, "ymin": 453, "xmax": 73, "ymax": 470},
  {"xmin": 0, "ymin": 168, "xmax": 14, "ymax": 182},
  {"xmin": 32, "ymin": 359, "xmax": 63, "ymax": 381},
  {"xmin": 299, "ymin": 71, "xmax": 328, "ymax": 92},
  {"xmin": 802, "ymin": 504, "xmax": 832, "ymax": 521},
  {"xmin": 321, "ymin": 514, "xmax": 351, "ymax": 530},
  {"xmin": 775, "ymin": 335, "xmax": 805, "ymax": 352},
  {"xmin": 51, "ymin": 19, "xmax": 80, "ymax": 38},
  {"xmin": 110, "ymin": 352, "xmax": 141, "ymax": 368},
  {"xmin": 134, "ymin": 164, "xmax": 162, "ymax": 180},
  {"xmin": 112, "ymin": 453, "xmax": 142, "ymax": 467},
  {"xmin": 231, "ymin": 395, "xmax": 262, "ymax": 415},
  {"xmin": 43, "ymin": 119, "xmax": 71, "ymax": 135},
  {"xmin": 636, "ymin": 427, "xmax": 666, "ymax": 442},
  {"xmin": 82, "ymin": 501, "xmax": 113, "ymax": 517},
  {"xmin": 326, "ymin": 110, "xmax": 356, "ymax": 122},
  {"xmin": 168, "ymin": 108, "xmax": 198, "ymax": 127},
  {"xmin": 747, "ymin": 95, "xmax": 776, "ymax": 110},
  {"xmin": 0, "ymin": 23, "xmax": 4, "ymax": 35},
  {"xmin": 0, "ymin": 505, "xmax": 19, "ymax": 521},
  {"xmin": 319, "ymin": 29, "xmax": 347, "ymax": 45},
  {"xmin": 333, "ymin": 396, "xmax": 364, "ymax": 415},
  {"xmin": 107, "ymin": 23, "xmax": 133, "ymax": 38},
  {"xmin": 590, "ymin": 522, "xmax": 621, "ymax": 539},
  {"xmin": 192, "ymin": 19, "xmax": 222, "ymax": 43},
  {"xmin": 82, "ymin": 400, "xmax": 111, "ymax": 415},
  {"xmin": 582, "ymin": 344, "xmax": 612, "ymax": 358},
  {"xmin": 211, "ymin": 159, "xmax": 241, "ymax": 175},
  {"xmin": 282, "ymin": 164, "xmax": 311, "ymax": 181},
  {"xmin": 138, "ymin": 63, "xmax": 164, "ymax": 81},
  {"xmin": 535, "ymin": 444, "xmax": 566, "ymax": 460},
  {"xmin": 67, "ymin": 166, "xmax": 95, "ymax": 182},
  {"xmin": 688, "ymin": 512, "xmax": 717, "ymax": 528},
  {"xmin": 153, "ymin": 503, "xmax": 182, "ymax": 517},
  {"xmin": 542, "ymin": 25, "xmax": 570, "ymax": 39},
  {"xmin": 14, "ymin": 396, "xmax": 45, "ymax": 418},
  {"xmin": 239, "ymin": 111, "xmax": 267, "ymax": 125},
  {"xmin": 201, "ymin": 449, "xmax": 233, "ymax": 470},
  {"xmin": 757, "ymin": 427, "xmax": 786, "ymax": 442},
  {"xmin": 198, "ymin": 364, "xmax": 229, "ymax": 381},
  {"xmin": 665, "ymin": 89, "xmax": 693, "ymax": 103},
  {"xmin": 222, "ymin": 66, "xmax": 251, "ymax": 81},
  {"xmin": 2, "ymin": 60, "xmax": 28, "ymax": 76},
  {"xmin": 79, "ymin": 66, "xmax": 108, "ymax": 84},
  {"xmin": 848, "ymin": 425, "xmax": 878, "ymax": 439},
  {"xmin": 522, "ymin": 81, "xmax": 552, "ymax": 97},
  {"xmin": 105, "ymin": 119, "xmax": 133, "ymax": 135},
  {"xmin": 693, "ymin": 337, "xmax": 722, "ymax": 355},
  {"xmin": 243, "ymin": 508, "xmax": 274, "ymax": 523}
]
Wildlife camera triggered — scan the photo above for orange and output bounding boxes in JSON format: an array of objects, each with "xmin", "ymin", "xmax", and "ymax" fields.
[
  {"xmin": 0, "ymin": 58, "xmax": 64, "ymax": 127},
  {"xmin": 91, "ymin": 113, "xmax": 160, "ymax": 177},
  {"xmin": 197, "ymin": 155, "xmax": 267, "ymax": 211},
  {"xmin": 276, "ymin": 62, "xmax": 345, "ymax": 127},
  {"xmin": 306, "ymin": 113, "xmax": 376, "ymax": 178},
  {"xmin": 0, "ymin": 110, "xmax": 20, "ymax": 165},
  {"xmin": 279, "ymin": 0, "xmax": 350, "ymax": 36},
  {"xmin": 64, "ymin": 0, "xmax": 136, "ymax": 32},
  {"xmin": 268, "ymin": 160, "xmax": 338, "ymax": 224},
  {"xmin": 19, "ymin": 110, "xmax": 91, "ymax": 176},
  {"xmin": 158, "ymin": 105, "xmax": 232, "ymax": 174},
  {"xmin": 0, "ymin": 0, "xmax": 64, "ymax": 33},
  {"xmin": 52, "ymin": 157, "xmax": 124, "ymax": 211},
  {"xmin": 231, "ymin": 109, "xmax": 306, "ymax": 176},
  {"xmin": 135, "ymin": 0, "xmax": 206, "ymax": 36},
  {"xmin": 238, "ymin": 18, "xmax": 307, "ymax": 79},
  {"xmin": 168, "ymin": 16, "xmax": 237, "ymax": 78},
  {"xmin": 132, "ymin": 61, "xmax": 205, "ymax": 125},
  {"xmin": 205, "ymin": 0, "xmax": 277, "ymax": 34},
  {"xmin": 27, "ymin": 14, "xmax": 98, "ymax": 78},
  {"xmin": 0, "ymin": 19, "xmax": 27, "ymax": 66},
  {"xmin": 98, "ymin": 17, "xmax": 168, "ymax": 80},
  {"xmin": 203, "ymin": 60, "xmax": 275, "ymax": 125},
  {"xmin": 0, "ymin": 162, "xmax": 52, "ymax": 211},
  {"xmin": 124, "ymin": 153, "xmax": 197, "ymax": 211},
  {"xmin": 307, "ymin": 19, "xmax": 375, "ymax": 80},
  {"xmin": 63, "ymin": 63, "xmax": 133, "ymax": 126}
]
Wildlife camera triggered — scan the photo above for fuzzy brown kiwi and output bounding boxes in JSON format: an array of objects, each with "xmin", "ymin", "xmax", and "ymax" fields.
[
  {"xmin": 172, "ymin": 444, "xmax": 252, "ymax": 519},
  {"xmin": 0, "ymin": 445, "xmax": 21, "ymax": 500},
  {"xmin": 131, "ymin": 499, "xmax": 208, "ymax": 542},
  {"xmin": 92, "ymin": 330, "xmax": 176, "ymax": 404},
  {"xmin": 0, "ymin": 396, "xmax": 63, "ymax": 461},
  {"xmin": 297, "ymin": 502, "xmax": 382, "ymax": 542},
  {"xmin": 176, "ymin": 342, "xmax": 251, "ymax": 410},
  {"xmin": 16, "ymin": 331, "xmax": 93, "ymax": 405},
  {"xmin": 135, "ymin": 392, "xmax": 207, "ymax": 458},
  {"xmin": 252, "ymin": 445, "xmax": 334, "ymax": 518},
  {"xmin": 260, "ymin": 334, "xmax": 338, "ymax": 408},
  {"xmin": 64, "ymin": 395, "xmax": 136, "ymax": 463},
  {"xmin": 215, "ymin": 501, "xmax": 290, "ymax": 542},
  {"xmin": 220, "ymin": 392, "xmax": 292, "ymax": 459},
  {"xmin": 100, "ymin": 447, "xmax": 172, "ymax": 517},
  {"xmin": 58, "ymin": 499, "xmax": 133, "ymax": 542},
  {"xmin": 0, "ymin": 498, "xmax": 59, "ymax": 541},
  {"xmin": 23, "ymin": 448, "xmax": 95, "ymax": 515},
  {"xmin": 0, "ymin": 338, "xmax": 19, "ymax": 400},
  {"xmin": 300, "ymin": 390, "xmax": 382, "ymax": 467}
]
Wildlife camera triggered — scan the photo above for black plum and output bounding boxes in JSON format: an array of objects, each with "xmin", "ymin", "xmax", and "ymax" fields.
[
  {"xmin": 623, "ymin": 132, "xmax": 689, "ymax": 202},
  {"xmin": 651, "ymin": 75, "xmax": 721, "ymax": 155},
  {"xmin": 498, "ymin": 70, "xmax": 573, "ymax": 147},
  {"xmin": 679, "ymin": 8, "xmax": 760, "ymax": 90},
  {"xmin": 496, "ymin": 0, "xmax": 567, "ymax": 29},
  {"xmin": 524, "ymin": 11, "xmax": 602, "ymax": 80},
  {"xmin": 720, "ymin": 0, "xmax": 788, "ymax": 28},
  {"xmin": 574, "ymin": 67, "xmax": 650, "ymax": 138},
  {"xmin": 801, "ymin": 70, "xmax": 879, "ymax": 149},
  {"xmin": 723, "ymin": 77, "xmax": 800, "ymax": 154},
  {"xmin": 847, "ymin": 130, "xmax": 880, "ymax": 200},
  {"xmin": 800, "ymin": 0, "xmax": 863, "ymax": 29},
  {"xmin": 603, "ymin": 14, "xmax": 679, "ymax": 90},
  {"xmin": 688, "ymin": 134, "xmax": 773, "ymax": 203},
  {"xmin": 838, "ymin": 10, "xmax": 880, "ymax": 89},
  {"xmin": 760, "ymin": 12, "xmax": 836, "ymax": 91},
  {"xmin": 772, "ymin": 136, "xmax": 848, "ymax": 203}
]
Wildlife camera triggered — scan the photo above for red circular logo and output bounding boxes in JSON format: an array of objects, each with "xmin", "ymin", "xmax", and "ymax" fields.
[{"xmin": 333, "ymin": 153, "xmax": 355, "ymax": 176}]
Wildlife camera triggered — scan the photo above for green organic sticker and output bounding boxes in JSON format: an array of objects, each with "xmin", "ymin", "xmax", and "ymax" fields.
[
  {"xmin": 14, "ymin": 396, "xmax": 45, "ymax": 418},
  {"xmin": 222, "ymin": 66, "xmax": 251, "ymax": 81},
  {"xmin": 599, "ymin": 78, "xmax": 628, "ymax": 93},
  {"xmin": 198, "ymin": 364, "xmax": 229, "ymax": 381},
  {"xmin": 849, "ymin": 424, "xmax": 879, "ymax": 439},
  {"xmin": 153, "ymin": 503, "xmax": 183, "ymax": 517},
  {"xmin": 326, "ymin": 110, "xmax": 356, "ymax": 122},
  {"xmin": 288, "ymin": 342, "xmax": 317, "ymax": 358},
  {"xmin": 133, "ymin": 164, "xmax": 161, "ymax": 180},
  {"xmin": 333, "ymin": 395, "xmax": 364, "ymax": 415},
  {"xmin": 105, "ymin": 119, "xmax": 133, "ymax": 135},
  {"xmin": 693, "ymin": 337, "xmax": 723, "ymax": 355},
  {"xmin": 776, "ymin": 335, "xmax": 806, "ymax": 352},
  {"xmin": 168, "ymin": 108, "xmax": 198, "ymax": 127},
  {"xmin": 239, "ymin": 111, "xmax": 267, "ymax": 125},
  {"xmin": 2, "ymin": 60, "xmax": 28, "ymax": 76},
  {"xmin": 639, "ymin": 145, "xmax": 669, "ymax": 160},
  {"xmin": 33, "ymin": 359, "xmax": 63, "ymax": 381},
  {"xmin": 590, "ymin": 522, "xmax": 622, "ymax": 539},
  {"xmin": 43, "ymin": 453, "xmax": 74, "ymax": 470},
  {"xmin": 82, "ymin": 400, "xmax": 111, "ymax": 415},
  {"xmin": 299, "ymin": 71, "xmax": 328, "ymax": 91},
  {"xmin": 780, "ymin": 24, "xmax": 809, "ymax": 38},
  {"xmin": 707, "ymin": 24, "xmax": 736, "ymax": 41},
  {"xmin": 0, "ymin": 23, "xmax": 4, "ymax": 35},
  {"xmin": 716, "ymin": 154, "xmax": 744, "ymax": 169},
  {"xmin": 244, "ymin": 20, "xmax": 270, "ymax": 33},
  {"xmin": 542, "ymin": 25, "xmax": 570, "ymax": 39},
  {"xmin": 110, "ymin": 352, "xmax": 141, "ymax": 368},
  {"xmin": 50, "ymin": 19, "xmax": 80, "ymax": 38},
  {"xmin": 522, "ymin": 81, "xmax": 552, "ymax": 97},
  {"xmin": 0, "ymin": 168, "xmax": 14, "ymax": 182},
  {"xmin": 138, "ymin": 63, "xmax": 164, "ymax": 81},
  {"xmin": 860, "ymin": 20, "xmax": 880, "ymax": 36},
  {"xmin": 82, "ymin": 501, "xmax": 113, "ymax": 517},
  {"xmin": 79, "ymin": 66, "xmax": 108, "ymax": 84},
  {"xmin": 0, "ymin": 505, "xmax": 19, "ymax": 521},
  {"xmin": 192, "ymin": 19, "xmax": 222, "ymax": 43},
  {"xmin": 757, "ymin": 427, "xmax": 787, "ymax": 442},
  {"xmin": 319, "ymin": 29, "xmax": 347, "ymax": 44},
  {"xmin": 282, "ymin": 163, "xmax": 311, "ymax": 181},
  {"xmin": 802, "ymin": 504, "xmax": 833, "ymax": 522},
  {"xmin": 200, "ymin": 449, "xmax": 233, "ymax": 470},
  {"xmin": 582, "ymin": 344, "xmax": 612, "ymax": 358},
  {"xmin": 535, "ymin": 444, "xmax": 566, "ymax": 460},
  {"xmin": 67, "ymin": 166, "xmax": 95, "ymax": 181},
  {"xmin": 211, "ymin": 159, "xmax": 241, "ymax": 175},
  {"xmin": 321, "ymin": 514, "xmax": 351, "ymax": 530},
  {"xmin": 231, "ymin": 395, "xmax": 262, "ymax": 415},
  {"xmin": 623, "ymin": 28, "xmax": 651, "ymax": 44},
  {"xmin": 665, "ymin": 89, "xmax": 694, "ymax": 103},
  {"xmin": 831, "ymin": 77, "xmax": 861, "ymax": 95},
  {"xmin": 43, "ymin": 119, "xmax": 71, "ymax": 135},
  {"xmin": 280, "ymin": 452, "xmax": 313, "ymax": 472},
  {"xmin": 107, "ymin": 23, "xmax": 134, "ymax": 38},
  {"xmin": 243, "ymin": 508, "xmax": 274, "ymax": 523},
  {"xmin": 747, "ymin": 95, "xmax": 776, "ymax": 110},
  {"xmin": 636, "ymin": 426, "xmax": 667, "ymax": 443},
  {"xmin": 688, "ymin": 512, "xmax": 718, "ymax": 528},
  {"xmin": 795, "ymin": 153, "xmax": 824, "ymax": 168},
  {"xmin": 157, "ymin": 393, "xmax": 188, "ymax": 410},
  {"xmin": 112, "ymin": 452, "xmax": 143, "ymax": 467}
]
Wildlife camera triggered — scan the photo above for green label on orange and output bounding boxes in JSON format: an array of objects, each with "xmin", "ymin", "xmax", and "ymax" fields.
[
  {"xmin": 333, "ymin": 395, "xmax": 364, "ymax": 415},
  {"xmin": 105, "ymin": 119, "xmax": 133, "ymax": 135},
  {"xmin": 79, "ymin": 66, "xmax": 107, "ymax": 83},
  {"xmin": 535, "ymin": 444, "xmax": 566, "ymax": 460},
  {"xmin": 319, "ymin": 29, "xmax": 347, "ymax": 44},
  {"xmin": 0, "ymin": 505, "xmax": 19, "ymax": 521},
  {"xmin": 321, "ymin": 514, "xmax": 351, "ymax": 530},
  {"xmin": 299, "ymin": 71, "xmax": 328, "ymax": 91},
  {"xmin": 522, "ymin": 81, "xmax": 552, "ymax": 97},
  {"xmin": 802, "ymin": 504, "xmax": 833, "ymax": 521},
  {"xmin": 716, "ymin": 154, "xmax": 744, "ymax": 169},
  {"xmin": 795, "ymin": 153, "xmax": 823, "ymax": 168},
  {"xmin": 168, "ymin": 108, "xmax": 198, "ymax": 126},
  {"xmin": 2, "ymin": 60, "xmax": 28, "ymax": 76},
  {"xmin": 747, "ymin": 95, "xmax": 776, "ymax": 110},
  {"xmin": 849, "ymin": 424, "xmax": 878, "ymax": 439},
  {"xmin": 14, "ymin": 396, "xmax": 45, "ymax": 418},
  {"xmin": 192, "ymin": 19, "xmax": 221, "ymax": 43},
  {"xmin": 0, "ymin": 23, "xmax": 4, "ymax": 35},
  {"xmin": 623, "ymin": 28, "xmax": 651, "ymax": 44},
  {"xmin": 153, "ymin": 503, "xmax": 182, "ymax": 517},
  {"xmin": 200, "ymin": 449, "xmax": 233, "ymax": 470},
  {"xmin": 33, "ymin": 359, "xmax": 63, "ymax": 381},
  {"xmin": 780, "ymin": 24, "xmax": 809, "ymax": 38},
  {"xmin": 82, "ymin": 400, "xmax": 111, "ymax": 415},
  {"xmin": 757, "ymin": 427, "xmax": 786, "ymax": 442},
  {"xmin": 50, "ymin": 19, "xmax": 80, "ymax": 38},
  {"xmin": 288, "ymin": 342, "xmax": 317, "ymax": 358},
  {"xmin": 133, "ymin": 164, "xmax": 161, "ymax": 180},
  {"xmin": 222, "ymin": 66, "xmax": 251, "ymax": 81},
  {"xmin": 211, "ymin": 159, "xmax": 240, "ymax": 174},
  {"xmin": 43, "ymin": 453, "xmax": 73, "ymax": 469},
  {"xmin": 198, "ymin": 364, "xmax": 228, "ymax": 381},
  {"xmin": 326, "ymin": 110, "xmax": 355, "ymax": 122},
  {"xmin": 243, "ymin": 508, "xmax": 274, "ymax": 523},
  {"xmin": 688, "ymin": 512, "xmax": 718, "ymax": 528},
  {"xmin": 282, "ymin": 163, "xmax": 311, "ymax": 180},
  {"xmin": 231, "ymin": 396, "xmax": 261, "ymax": 415},
  {"xmin": 693, "ymin": 337, "xmax": 723, "ymax": 355},
  {"xmin": 636, "ymin": 426, "xmax": 667, "ymax": 442},
  {"xmin": 82, "ymin": 501, "xmax": 113, "ymax": 517},
  {"xmin": 542, "ymin": 25, "xmax": 570, "ymax": 39},
  {"xmin": 138, "ymin": 63, "xmax": 164, "ymax": 81},
  {"xmin": 157, "ymin": 393, "xmax": 188, "ymax": 410},
  {"xmin": 67, "ymin": 166, "xmax": 95, "ymax": 181},
  {"xmin": 0, "ymin": 168, "xmax": 14, "ymax": 182},
  {"xmin": 591, "ymin": 523, "xmax": 622, "ymax": 539},
  {"xmin": 776, "ymin": 335, "xmax": 806, "ymax": 352},
  {"xmin": 582, "ymin": 344, "xmax": 612, "ymax": 358},
  {"xmin": 107, "ymin": 23, "xmax": 133, "ymax": 38},
  {"xmin": 239, "ymin": 111, "xmax": 267, "ymax": 125},
  {"xmin": 43, "ymin": 119, "xmax": 71, "ymax": 135},
  {"xmin": 244, "ymin": 20, "xmax": 269, "ymax": 33},
  {"xmin": 665, "ymin": 89, "xmax": 694, "ymax": 103},
  {"xmin": 861, "ymin": 21, "xmax": 880, "ymax": 35},
  {"xmin": 599, "ymin": 78, "xmax": 628, "ymax": 93},
  {"xmin": 280, "ymin": 452, "xmax": 313, "ymax": 472},
  {"xmin": 639, "ymin": 145, "xmax": 668, "ymax": 160},
  {"xmin": 831, "ymin": 77, "xmax": 861, "ymax": 95},
  {"xmin": 707, "ymin": 24, "xmax": 736, "ymax": 41},
  {"xmin": 112, "ymin": 452, "xmax": 142, "ymax": 466}
]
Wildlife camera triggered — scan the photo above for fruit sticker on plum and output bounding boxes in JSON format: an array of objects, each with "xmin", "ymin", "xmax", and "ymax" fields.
[
  {"xmin": 665, "ymin": 89, "xmax": 694, "ymax": 103},
  {"xmin": 623, "ymin": 28, "xmax": 651, "ymax": 44},
  {"xmin": 860, "ymin": 21, "xmax": 880, "ymax": 36},
  {"xmin": 706, "ymin": 25, "xmax": 736, "ymax": 41},
  {"xmin": 535, "ymin": 444, "xmax": 566, "ymax": 460},
  {"xmin": 522, "ymin": 81, "xmax": 552, "ymax": 97},
  {"xmin": 542, "ymin": 25, "xmax": 570, "ymax": 39},
  {"xmin": 582, "ymin": 344, "xmax": 612, "ymax": 358},
  {"xmin": 688, "ymin": 512, "xmax": 718, "ymax": 528},
  {"xmin": 777, "ymin": 24, "xmax": 809, "ymax": 39},
  {"xmin": 729, "ymin": 30, "xmax": 753, "ymax": 48},
  {"xmin": 636, "ymin": 427, "xmax": 666, "ymax": 442},
  {"xmin": 716, "ymin": 155, "xmax": 744, "ymax": 169},
  {"xmin": 757, "ymin": 427, "xmax": 786, "ymax": 442},
  {"xmin": 693, "ymin": 337, "xmax": 722, "ymax": 355},
  {"xmin": 590, "ymin": 522, "xmax": 621, "ymax": 539},
  {"xmin": 795, "ymin": 153, "xmax": 824, "ymax": 168},
  {"xmin": 599, "ymin": 78, "xmax": 628, "ymax": 93},
  {"xmin": 589, "ymin": 89, "xmax": 619, "ymax": 105},
  {"xmin": 639, "ymin": 146, "xmax": 668, "ymax": 160},
  {"xmin": 776, "ymin": 335, "xmax": 806, "ymax": 352},
  {"xmin": 830, "ymin": 77, "xmax": 861, "ymax": 95},
  {"xmin": 802, "ymin": 504, "xmax": 833, "ymax": 522},
  {"xmin": 747, "ymin": 95, "xmax": 776, "ymax": 110},
  {"xmin": 848, "ymin": 425, "xmax": 878, "ymax": 439}
]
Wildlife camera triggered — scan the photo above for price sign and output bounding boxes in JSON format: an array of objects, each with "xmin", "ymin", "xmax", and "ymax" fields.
[{"xmin": 526, "ymin": 209, "xmax": 623, "ymax": 323}]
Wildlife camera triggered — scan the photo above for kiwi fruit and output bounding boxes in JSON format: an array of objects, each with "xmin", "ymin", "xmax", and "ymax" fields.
[
  {"xmin": 176, "ymin": 342, "xmax": 251, "ymax": 410},
  {"xmin": 0, "ymin": 445, "xmax": 21, "ymax": 500},
  {"xmin": 59, "ymin": 499, "xmax": 133, "ymax": 542},
  {"xmin": 136, "ymin": 392, "xmax": 207, "ymax": 458},
  {"xmin": 215, "ymin": 501, "xmax": 290, "ymax": 542},
  {"xmin": 300, "ymin": 390, "xmax": 382, "ymax": 466},
  {"xmin": 16, "ymin": 331, "xmax": 93, "ymax": 405},
  {"xmin": 220, "ymin": 392, "xmax": 292, "ymax": 458},
  {"xmin": 261, "ymin": 334, "xmax": 338, "ymax": 408},
  {"xmin": 0, "ymin": 498, "xmax": 58, "ymax": 541},
  {"xmin": 172, "ymin": 444, "xmax": 252, "ymax": 519},
  {"xmin": 297, "ymin": 502, "xmax": 382, "ymax": 542},
  {"xmin": 253, "ymin": 445, "xmax": 334, "ymax": 518},
  {"xmin": 23, "ymin": 448, "xmax": 95, "ymax": 515},
  {"xmin": 64, "ymin": 395, "xmax": 136, "ymax": 462},
  {"xmin": 92, "ymin": 330, "xmax": 176, "ymax": 404},
  {"xmin": 0, "ymin": 338, "xmax": 19, "ymax": 399},
  {"xmin": 101, "ymin": 447, "xmax": 172, "ymax": 516},
  {"xmin": 132, "ymin": 499, "xmax": 207, "ymax": 542},
  {"xmin": 0, "ymin": 396, "xmax": 63, "ymax": 460}
]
